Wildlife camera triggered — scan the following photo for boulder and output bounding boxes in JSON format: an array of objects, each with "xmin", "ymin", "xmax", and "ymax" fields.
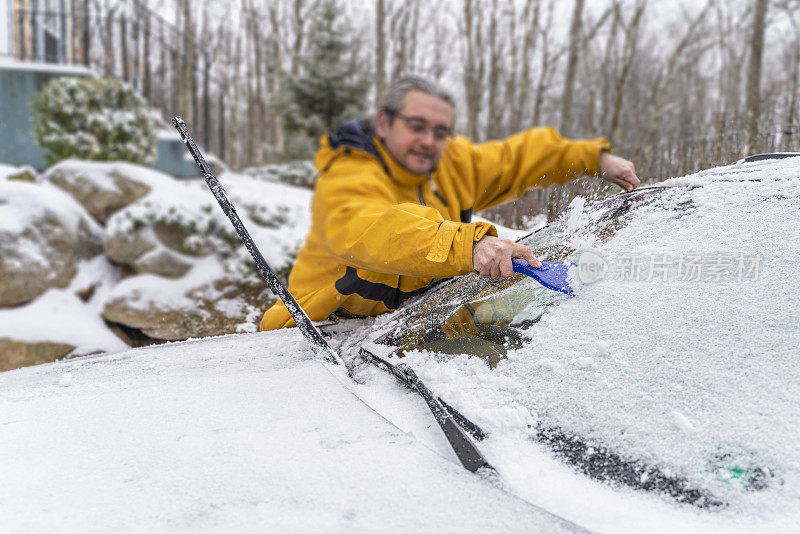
[
  {"xmin": 102, "ymin": 276, "xmax": 273, "ymax": 341},
  {"xmin": 0, "ymin": 338, "xmax": 75, "ymax": 372},
  {"xmin": 132, "ymin": 249, "xmax": 193, "ymax": 279},
  {"xmin": 103, "ymin": 210, "xmax": 212, "ymax": 277},
  {"xmin": 45, "ymin": 161, "xmax": 151, "ymax": 224},
  {"xmin": 102, "ymin": 179, "xmax": 223, "ymax": 277},
  {"xmin": 103, "ymin": 230, "xmax": 157, "ymax": 267},
  {"xmin": 152, "ymin": 220, "xmax": 213, "ymax": 257},
  {"xmin": 0, "ymin": 181, "xmax": 103, "ymax": 307},
  {"xmin": 6, "ymin": 166, "xmax": 37, "ymax": 183}
]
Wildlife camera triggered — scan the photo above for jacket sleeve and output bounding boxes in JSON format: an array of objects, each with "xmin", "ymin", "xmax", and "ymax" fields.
[
  {"xmin": 315, "ymin": 165, "xmax": 497, "ymax": 278},
  {"xmin": 457, "ymin": 126, "xmax": 611, "ymax": 212}
]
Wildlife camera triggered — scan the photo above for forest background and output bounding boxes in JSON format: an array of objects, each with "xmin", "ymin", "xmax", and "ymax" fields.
[{"xmin": 25, "ymin": 0, "xmax": 800, "ymax": 220}]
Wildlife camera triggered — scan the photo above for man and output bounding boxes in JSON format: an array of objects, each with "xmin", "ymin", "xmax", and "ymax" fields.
[{"xmin": 260, "ymin": 76, "xmax": 639, "ymax": 331}]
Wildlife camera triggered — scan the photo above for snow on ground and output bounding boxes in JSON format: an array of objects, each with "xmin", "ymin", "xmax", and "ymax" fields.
[
  {"xmin": 95, "ymin": 164, "xmax": 312, "ymax": 314},
  {"xmin": 0, "ymin": 256, "xmax": 128, "ymax": 354},
  {"xmin": 222, "ymin": 171, "xmax": 313, "ymax": 268},
  {"xmin": 106, "ymin": 256, "xmax": 226, "ymax": 312},
  {"xmin": 0, "ymin": 171, "xmax": 127, "ymax": 353},
  {"xmin": 0, "ymin": 331, "xmax": 576, "ymax": 533}
]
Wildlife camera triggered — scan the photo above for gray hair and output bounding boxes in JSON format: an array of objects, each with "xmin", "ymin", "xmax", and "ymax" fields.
[{"xmin": 379, "ymin": 76, "xmax": 455, "ymax": 116}]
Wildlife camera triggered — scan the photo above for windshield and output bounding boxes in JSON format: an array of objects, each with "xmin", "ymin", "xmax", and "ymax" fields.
[{"xmin": 382, "ymin": 186, "xmax": 675, "ymax": 367}]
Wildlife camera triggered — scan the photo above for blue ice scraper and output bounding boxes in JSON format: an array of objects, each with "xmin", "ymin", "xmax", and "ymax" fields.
[{"xmin": 511, "ymin": 258, "xmax": 577, "ymax": 296}]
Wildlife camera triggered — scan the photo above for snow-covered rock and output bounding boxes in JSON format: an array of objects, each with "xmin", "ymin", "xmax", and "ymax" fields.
[
  {"xmin": 3, "ymin": 166, "xmax": 37, "ymax": 183},
  {"xmin": 0, "ymin": 159, "xmax": 312, "ymax": 367},
  {"xmin": 0, "ymin": 256, "xmax": 129, "ymax": 371},
  {"xmin": 102, "ymin": 179, "xmax": 223, "ymax": 276},
  {"xmin": 44, "ymin": 160, "xmax": 152, "ymax": 224},
  {"xmin": 102, "ymin": 258, "xmax": 270, "ymax": 340},
  {"xmin": 97, "ymin": 168, "xmax": 312, "ymax": 340},
  {"xmin": 0, "ymin": 178, "xmax": 103, "ymax": 307}
]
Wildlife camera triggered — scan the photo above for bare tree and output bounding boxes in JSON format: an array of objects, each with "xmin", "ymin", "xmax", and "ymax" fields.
[
  {"xmin": 375, "ymin": 0, "xmax": 386, "ymax": 105},
  {"xmin": 510, "ymin": 0, "xmax": 540, "ymax": 133},
  {"xmin": 532, "ymin": 0, "xmax": 561, "ymax": 126},
  {"xmin": 558, "ymin": 1, "xmax": 613, "ymax": 136},
  {"xmin": 778, "ymin": 0, "xmax": 800, "ymax": 150},
  {"xmin": 241, "ymin": 0, "xmax": 255, "ymax": 165},
  {"xmin": 429, "ymin": 16, "xmax": 448, "ymax": 81},
  {"xmin": 388, "ymin": 0, "xmax": 421, "ymax": 83},
  {"xmin": 642, "ymin": 0, "xmax": 715, "ymax": 167},
  {"xmin": 608, "ymin": 0, "xmax": 646, "ymax": 144},
  {"xmin": 178, "ymin": 0, "xmax": 193, "ymax": 126},
  {"xmin": 462, "ymin": 0, "xmax": 485, "ymax": 139},
  {"xmin": 713, "ymin": 2, "xmax": 748, "ymax": 140},
  {"xmin": 560, "ymin": 0, "xmax": 585, "ymax": 136},
  {"xmin": 485, "ymin": 0, "xmax": 504, "ymax": 139},
  {"xmin": 229, "ymin": 31, "xmax": 244, "ymax": 168},
  {"xmin": 744, "ymin": 0, "xmax": 770, "ymax": 155},
  {"xmin": 266, "ymin": 1, "xmax": 285, "ymax": 151},
  {"xmin": 291, "ymin": 0, "xmax": 303, "ymax": 76}
]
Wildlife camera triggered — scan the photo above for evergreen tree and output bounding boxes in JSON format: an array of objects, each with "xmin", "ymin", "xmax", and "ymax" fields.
[{"xmin": 278, "ymin": 0, "xmax": 370, "ymax": 160}]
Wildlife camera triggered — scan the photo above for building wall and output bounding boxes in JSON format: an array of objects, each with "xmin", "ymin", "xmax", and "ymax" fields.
[
  {"xmin": 0, "ymin": 1, "xmax": 203, "ymax": 177},
  {"xmin": 0, "ymin": 63, "xmax": 201, "ymax": 177},
  {"xmin": 0, "ymin": 62, "xmax": 90, "ymax": 169}
]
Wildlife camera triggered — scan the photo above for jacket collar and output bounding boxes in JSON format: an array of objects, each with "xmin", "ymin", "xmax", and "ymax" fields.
[
  {"xmin": 374, "ymin": 139, "xmax": 430, "ymax": 188},
  {"xmin": 327, "ymin": 118, "xmax": 380, "ymax": 158},
  {"xmin": 324, "ymin": 118, "xmax": 430, "ymax": 188}
]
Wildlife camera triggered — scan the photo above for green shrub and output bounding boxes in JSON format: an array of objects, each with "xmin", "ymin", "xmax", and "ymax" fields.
[
  {"xmin": 31, "ymin": 76, "xmax": 157, "ymax": 166},
  {"xmin": 242, "ymin": 160, "xmax": 317, "ymax": 187}
]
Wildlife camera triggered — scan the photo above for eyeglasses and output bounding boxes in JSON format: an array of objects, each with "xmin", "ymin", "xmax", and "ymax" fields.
[{"xmin": 389, "ymin": 111, "xmax": 452, "ymax": 142}]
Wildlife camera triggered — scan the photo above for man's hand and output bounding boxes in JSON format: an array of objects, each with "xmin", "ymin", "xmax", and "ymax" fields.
[
  {"xmin": 599, "ymin": 152, "xmax": 640, "ymax": 192},
  {"xmin": 472, "ymin": 236, "xmax": 541, "ymax": 280}
]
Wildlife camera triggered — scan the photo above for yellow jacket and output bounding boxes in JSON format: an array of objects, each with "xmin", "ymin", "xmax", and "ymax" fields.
[{"xmin": 260, "ymin": 120, "xmax": 610, "ymax": 330}]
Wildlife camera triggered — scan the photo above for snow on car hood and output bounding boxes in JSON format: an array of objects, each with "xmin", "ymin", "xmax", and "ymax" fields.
[{"xmin": 0, "ymin": 330, "xmax": 577, "ymax": 533}]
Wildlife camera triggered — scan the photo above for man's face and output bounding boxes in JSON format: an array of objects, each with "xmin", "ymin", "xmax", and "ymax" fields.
[{"xmin": 375, "ymin": 90, "xmax": 454, "ymax": 175}]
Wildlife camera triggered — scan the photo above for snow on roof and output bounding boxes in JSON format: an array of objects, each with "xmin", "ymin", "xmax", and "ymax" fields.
[{"xmin": 0, "ymin": 58, "xmax": 92, "ymax": 75}]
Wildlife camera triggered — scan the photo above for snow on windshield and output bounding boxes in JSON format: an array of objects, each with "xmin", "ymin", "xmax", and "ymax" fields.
[{"xmin": 388, "ymin": 157, "xmax": 800, "ymax": 514}]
